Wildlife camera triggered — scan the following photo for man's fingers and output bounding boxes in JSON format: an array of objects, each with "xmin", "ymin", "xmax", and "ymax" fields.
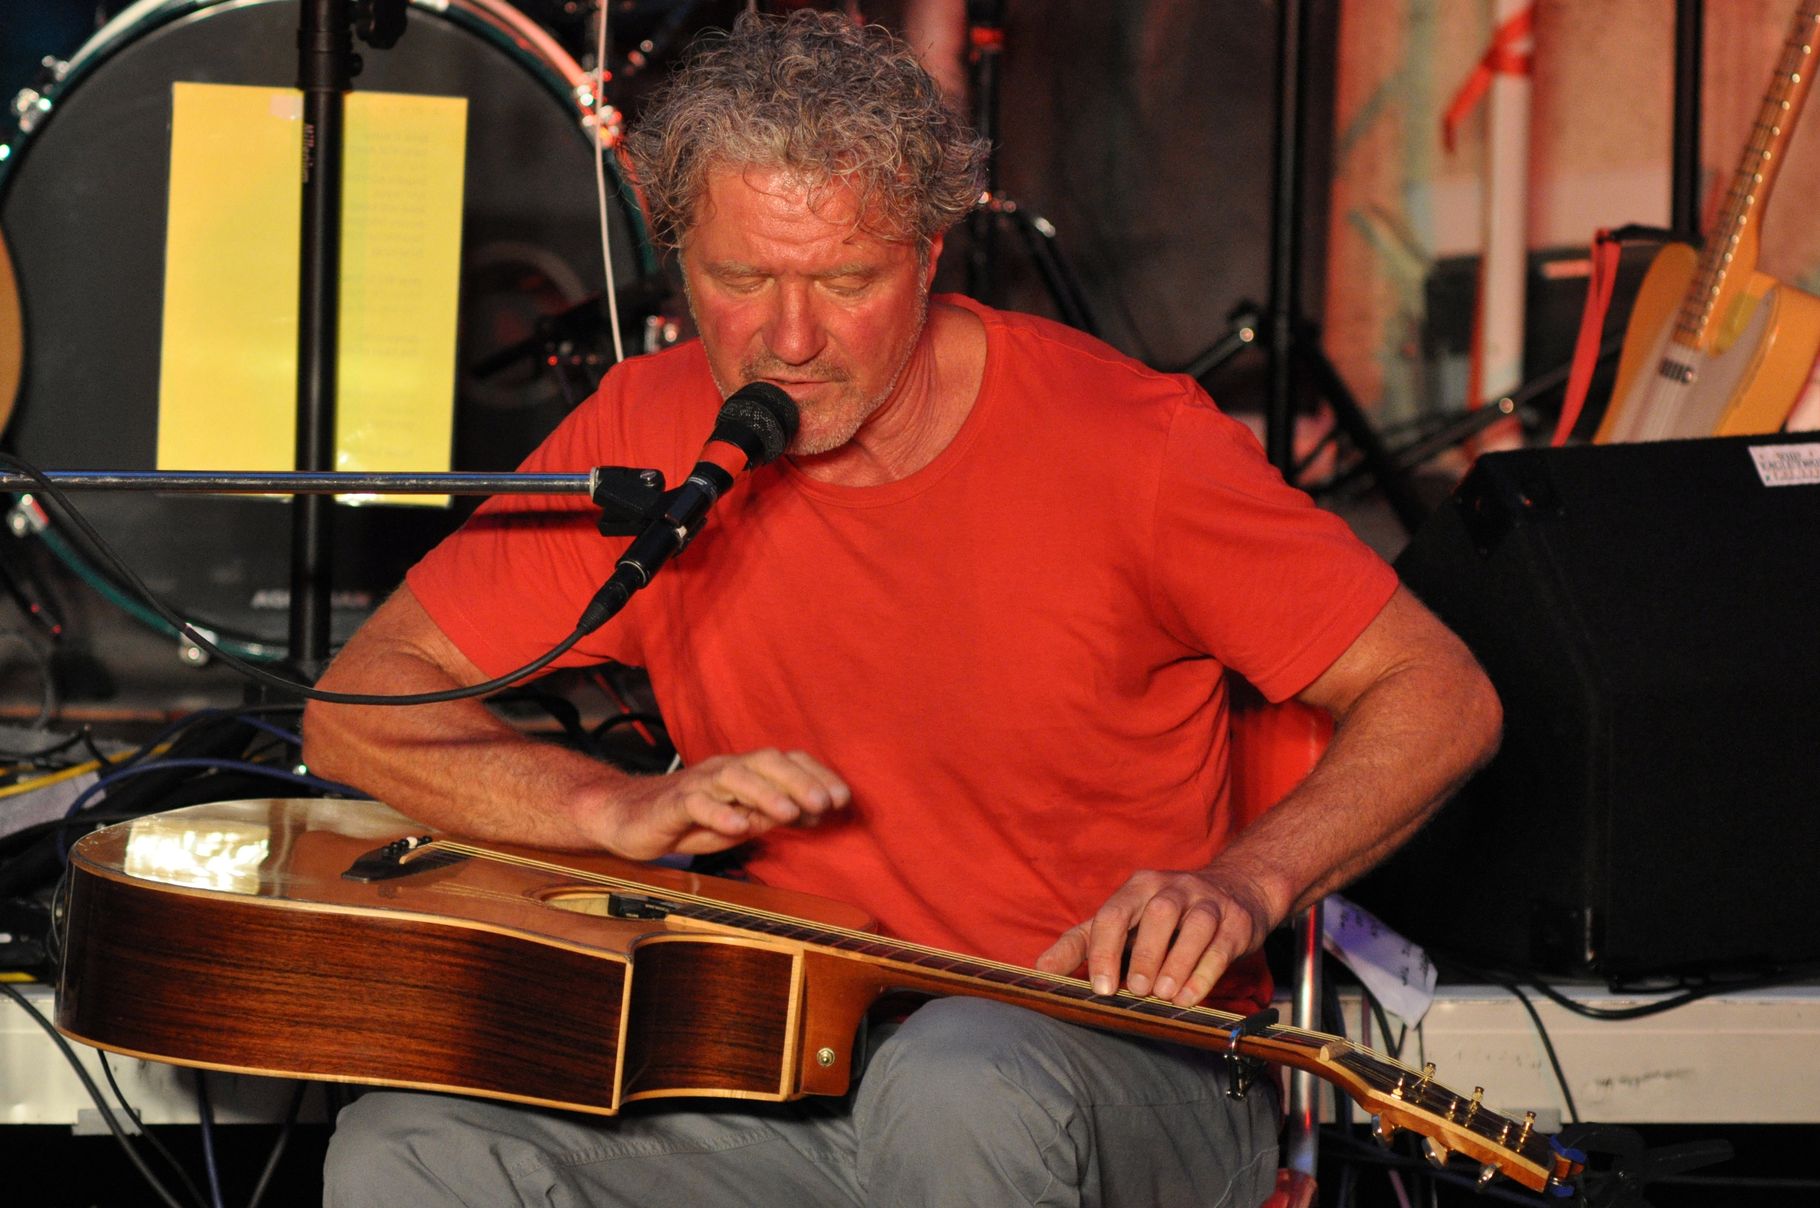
[
  {"xmin": 688, "ymin": 749, "xmax": 850, "ymax": 828},
  {"xmin": 1163, "ymin": 928, "xmax": 1249, "ymax": 1008},
  {"xmin": 1084, "ymin": 890, "xmax": 1147, "ymax": 996},
  {"xmin": 784, "ymin": 749, "xmax": 852, "ymax": 812},
  {"xmin": 1129, "ymin": 893, "xmax": 1217, "ymax": 998},
  {"xmin": 1033, "ymin": 924, "xmax": 1089, "ymax": 977},
  {"xmin": 1149, "ymin": 900, "xmax": 1226, "ymax": 1002}
]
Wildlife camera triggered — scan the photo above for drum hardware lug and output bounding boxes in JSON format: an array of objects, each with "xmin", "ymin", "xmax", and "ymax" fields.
[
  {"xmin": 643, "ymin": 314, "xmax": 681, "ymax": 354},
  {"xmin": 7, "ymin": 494, "xmax": 50, "ymax": 538},
  {"xmin": 10, "ymin": 89, "xmax": 49, "ymax": 136},
  {"xmin": 177, "ymin": 626, "xmax": 216, "ymax": 668},
  {"xmin": 11, "ymin": 58, "xmax": 67, "ymax": 135}
]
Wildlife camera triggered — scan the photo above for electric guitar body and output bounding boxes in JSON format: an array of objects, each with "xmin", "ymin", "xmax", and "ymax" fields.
[
  {"xmin": 1596, "ymin": 1, "xmax": 1820, "ymax": 442},
  {"xmin": 1597, "ymin": 240, "xmax": 1820, "ymax": 442}
]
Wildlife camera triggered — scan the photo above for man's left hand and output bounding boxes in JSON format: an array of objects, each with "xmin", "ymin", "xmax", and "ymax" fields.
[{"xmin": 1032, "ymin": 864, "xmax": 1279, "ymax": 1008}]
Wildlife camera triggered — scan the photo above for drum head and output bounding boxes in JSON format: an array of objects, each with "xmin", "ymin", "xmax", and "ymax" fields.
[{"xmin": 0, "ymin": 0, "xmax": 657, "ymax": 647}]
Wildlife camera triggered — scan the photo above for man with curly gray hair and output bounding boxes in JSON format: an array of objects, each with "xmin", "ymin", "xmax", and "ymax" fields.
[{"xmin": 311, "ymin": 11, "xmax": 1499, "ymax": 1207}]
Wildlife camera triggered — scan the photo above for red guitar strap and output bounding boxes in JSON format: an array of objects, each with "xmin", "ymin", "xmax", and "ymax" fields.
[{"xmin": 1551, "ymin": 229, "xmax": 1623, "ymax": 446}]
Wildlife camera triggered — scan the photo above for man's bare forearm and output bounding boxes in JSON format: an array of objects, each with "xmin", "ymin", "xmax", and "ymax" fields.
[
  {"xmin": 1037, "ymin": 585, "xmax": 1500, "ymax": 1005},
  {"xmin": 300, "ymin": 597, "xmax": 631, "ymax": 850},
  {"xmin": 1207, "ymin": 635, "xmax": 1502, "ymax": 929},
  {"xmin": 301, "ymin": 587, "xmax": 850, "ymax": 860}
]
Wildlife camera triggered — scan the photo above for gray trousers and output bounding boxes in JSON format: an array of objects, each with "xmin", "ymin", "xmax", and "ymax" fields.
[{"xmin": 323, "ymin": 997, "xmax": 1281, "ymax": 1207}]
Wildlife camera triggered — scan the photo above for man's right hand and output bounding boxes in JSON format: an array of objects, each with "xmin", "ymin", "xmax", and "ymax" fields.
[{"xmin": 599, "ymin": 748, "xmax": 851, "ymax": 859}]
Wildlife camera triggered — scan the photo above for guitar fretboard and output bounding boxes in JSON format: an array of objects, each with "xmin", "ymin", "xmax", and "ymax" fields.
[
  {"xmin": 1675, "ymin": 4, "xmax": 1820, "ymax": 346},
  {"xmin": 430, "ymin": 840, "xmax": 1563, "ymax": 1183}
]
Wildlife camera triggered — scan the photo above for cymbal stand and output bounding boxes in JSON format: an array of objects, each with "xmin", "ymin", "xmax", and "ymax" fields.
[{"xmin": 962, "ymin": 0, "xmax": 1101, "ymax": 336}]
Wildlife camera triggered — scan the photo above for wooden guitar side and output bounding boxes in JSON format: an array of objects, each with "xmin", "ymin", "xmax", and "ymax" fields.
[{"xmin": 56, "ymin": 799, "xmax": 876, "ymax": 1114}]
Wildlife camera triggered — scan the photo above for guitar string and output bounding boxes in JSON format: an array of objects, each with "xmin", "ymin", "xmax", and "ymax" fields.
[
  {"xmin": 416, "ymin": 842, "xmax": 1549, "ymax": 1171},
  {"xmin": 1674, "ymin": 21, "xmax": 1813, "ymax": 348},
  {"xmin": 426, "ymin": 841, "xmax": 1337, "ymax": 1042},
  {"xmin": 418, "ymin": 838, "xmax": 1538, "ymax": 1123}
]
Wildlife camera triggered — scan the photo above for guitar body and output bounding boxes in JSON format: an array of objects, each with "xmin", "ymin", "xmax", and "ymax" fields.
[
  {"xmin": 56, "ymin": 799, "xmax": 1580, "ymax": 1193},
  {"xmin": 1597, "ymin": 241, "xmax": 1820, "ymax": 443},
  {"xmin": 1596, "ymin": 5, "xmax": 1820, "ymax": 443},
  {"xmin": 57, "ymin": 798, "xmax": 880, "ymax": 1115}
]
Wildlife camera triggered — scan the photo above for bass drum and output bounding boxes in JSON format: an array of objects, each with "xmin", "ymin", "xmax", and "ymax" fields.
[{"xmin": 0, "ymin": 0, "xmax": 659, "ymax": 650}]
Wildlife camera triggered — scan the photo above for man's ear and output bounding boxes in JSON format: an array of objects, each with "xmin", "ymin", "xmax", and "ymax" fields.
[{"xmin": 922, "ymin": 232, "xmax": 945, "ymax": 289}]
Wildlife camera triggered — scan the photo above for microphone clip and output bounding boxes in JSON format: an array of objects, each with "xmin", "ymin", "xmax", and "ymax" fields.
[{"xmin": 590, "ymin": 466, "xmax": 669, "ymax": 536}]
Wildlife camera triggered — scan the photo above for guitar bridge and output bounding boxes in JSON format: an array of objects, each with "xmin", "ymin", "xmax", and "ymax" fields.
[{"xmin": 342, "ymin": 835, "xmax": 466, "ymax": 882}]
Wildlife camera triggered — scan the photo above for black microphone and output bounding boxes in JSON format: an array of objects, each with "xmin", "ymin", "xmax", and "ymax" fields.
[{"xmin": 575, "ymin": 382, "xmax": 798, "ymax": 634}]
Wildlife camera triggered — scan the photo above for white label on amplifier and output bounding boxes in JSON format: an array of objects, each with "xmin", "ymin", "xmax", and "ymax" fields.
[{"xmin": 1750, "ymin": 442, "xmax": 1820, "ymax": 486}]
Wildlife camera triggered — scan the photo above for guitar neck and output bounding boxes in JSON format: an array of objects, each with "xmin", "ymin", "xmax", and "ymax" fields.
[
  {"xmin": 1675, "ymin": 3, "xmax": 1820, "ymax": 347},
  {"xmin": 467, "ymin": 839, "xmax": 1572, "ymax": 1193}
]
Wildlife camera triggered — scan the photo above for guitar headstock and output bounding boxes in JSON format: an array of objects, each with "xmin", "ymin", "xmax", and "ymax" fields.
[{"xmin": 1329, "ymin": 1044, "xmax": 1583, "ymax": 1196}]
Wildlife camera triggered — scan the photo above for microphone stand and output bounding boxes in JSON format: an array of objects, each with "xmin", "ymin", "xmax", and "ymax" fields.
[
  {"xmin": 292, "ymin": 0, "xmax": 408, "ymax": 676},
  {"xmin": 1, "ymin": 466, "xmax": 668, "ymax": 524}
]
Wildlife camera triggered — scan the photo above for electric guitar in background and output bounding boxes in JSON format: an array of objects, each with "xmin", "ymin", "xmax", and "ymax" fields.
[{"xmin": 1597, "ymin": 1, "xmax": 1820, "ymax": 443}]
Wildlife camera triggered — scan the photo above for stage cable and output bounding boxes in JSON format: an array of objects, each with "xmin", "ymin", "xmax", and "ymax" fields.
[
  {"xmin": 1443, "ymin": 952, "xmax": 1820, "ymax": 1023},
  {"xmin": 60, "ymin": 758, "xmax": 356, "ymax": 824},
  {"xmin": 98, "ymin": 1050, "xmax": 210, "ymax": 1208},
  {"xmin": 195, "ymin": 1072, "xmax": 226, "ymax": 1208},
  {"xmin": 0, "ymin": 982, "xmax": 197, "ymax": 1208},
  {"xmin": 245, "ymin": 1082, "xmax": 311, "ymax": 1208},
  {"xmin": 1500, "ymin": 979, "xmax": 1579, "ymax": 1124},
  {"xmin": 592, "ymin": 3, "xmax": 627, "ymax": 366}
]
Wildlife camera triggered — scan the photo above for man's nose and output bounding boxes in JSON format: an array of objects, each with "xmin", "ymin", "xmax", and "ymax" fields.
[{"xmin": 764, "ymin": 283, "xmax": 826, "ymax": 366}]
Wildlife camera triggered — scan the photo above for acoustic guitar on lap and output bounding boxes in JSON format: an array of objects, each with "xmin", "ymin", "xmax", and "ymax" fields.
[
  {"xmin": 57, "ymin": 799, "xmax": 1583, "ymax": 1197},
  {"xmin": 1596, "ymin": 1, "xmax": 1820, "ymax": 443}
]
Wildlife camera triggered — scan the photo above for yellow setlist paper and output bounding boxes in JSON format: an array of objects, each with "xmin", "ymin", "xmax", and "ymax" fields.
[{"xmin": 157, "ymin": 83, "xmax": 468, "ymax": 506}]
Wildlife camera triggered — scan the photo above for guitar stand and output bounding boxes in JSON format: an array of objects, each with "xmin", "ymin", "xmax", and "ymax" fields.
[{"xmin": 1188, "ymin": 302, "xmax": 1430, "ymax": 533}]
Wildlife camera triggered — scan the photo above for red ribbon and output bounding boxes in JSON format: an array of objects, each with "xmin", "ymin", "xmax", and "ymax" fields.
[
  {"xmin": 1442, "ymin": 6, "xmax": 1536, "ymax": 153},
  {"xmin": 1552, "ymin": 229, "xmax": 1624, "ymax": 446}
]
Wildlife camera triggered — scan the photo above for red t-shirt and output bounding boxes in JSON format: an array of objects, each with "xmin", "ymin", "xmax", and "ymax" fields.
[{"xmin": 408, "ymin": 295, "xmax": 1396, "ymax": 1011}]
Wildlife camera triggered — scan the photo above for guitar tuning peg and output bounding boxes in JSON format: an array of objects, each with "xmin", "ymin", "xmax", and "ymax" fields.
[
  {"xmin": 1423, "ymin": 1136, "xmax": 1450, "ymax": 1169},
  {"xmin": 1416, "ymin": 1061, "xmax": 1436, "ymax": 1094},
  {"xmin": 1371, "ymin": 1115, "xmax": 1398, "ymax": 1147},
  {"xmin": 1477, "ymin": 1162, "xmax": 1499, "ymax": 1189},
  {"xmin": 1517, "ymin": 1109, "xmax": 1536, "ymax": 1146}
]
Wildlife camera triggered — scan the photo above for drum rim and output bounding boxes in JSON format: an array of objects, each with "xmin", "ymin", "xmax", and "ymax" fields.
[
  {"xmin": 0, "ymin": 0, "xmax": 665, "ymax": 651},
  {"xmin": 0, "ymin": 0, "xmax": 656, "ymax": 269}
]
